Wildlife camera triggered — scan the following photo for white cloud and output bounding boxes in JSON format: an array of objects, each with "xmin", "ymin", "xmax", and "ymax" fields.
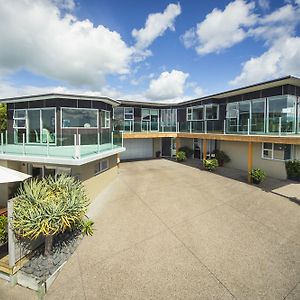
[
  {"xmin": 180, "ymin": 28, "xmax": 197, "ymax": 49},
  {"xmin": 230, "ymin": 36, "xmax": 300, "ymax": 86},
  {"xmin": 145, "ymin": 70, "xmax": 189, "ymax": 100},
  {"xmin": 258, "ymin": 0, "xmax": 270, "ymax": 10},
  {"xmin": 132, "ymin": 3, "xmax": 181, "ymax": 50},
  {"xmin": 182, "ymin": 0, "xmax": 257, "ymax": 55},
  {"xmin": 0, "ymin": 0, "xmax": 133, "ymax": 87}
]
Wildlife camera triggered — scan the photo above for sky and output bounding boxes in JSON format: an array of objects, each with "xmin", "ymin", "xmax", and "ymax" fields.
[{"xmin": 0, "ymin": 0, "xmax": 300, "ymax": 102}]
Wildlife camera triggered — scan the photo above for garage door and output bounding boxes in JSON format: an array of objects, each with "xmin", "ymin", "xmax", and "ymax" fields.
[{"xmin": 120, "ymin": 139, "xmax": 153, "ymax": 160}]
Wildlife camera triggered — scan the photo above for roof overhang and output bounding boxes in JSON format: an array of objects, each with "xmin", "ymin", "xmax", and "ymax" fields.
[{"xmin": 0, "ymin": 93, "xmax": 120, "ymax": 107}]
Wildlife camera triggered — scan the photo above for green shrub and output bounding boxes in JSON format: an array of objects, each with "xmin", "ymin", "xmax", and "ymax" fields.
[
  {"xmin": 13, "ymin": 174, "xmax": 93, "ymax": 256},
  {"xmin": 285, "ymin": 160, "xmax": 300, "ymax": 181},
  {"xmin": 215, "ymin": 150, "xmax": 230, "ymax": 166},
  {"xmin": 249, "ymin": 168, "xmax": 266, "ymax": 184},
  {"xmin": 176, "ymin": 151, "xmax": 187, "ymax": 162},
  {"xmin": 0, "ymin": 215, "xmax": 8, "ymax": 244},
  {"xmin": 178, "ymin": 146, "xmax": 193, "ymax": 158},
  {"xmin": 203, "ymin": 159, "xmax": 219, "ymax": 171}
]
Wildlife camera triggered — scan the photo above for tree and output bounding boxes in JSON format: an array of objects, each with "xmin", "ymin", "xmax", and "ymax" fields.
[
  {"xmin": 0, "ymin": 104, "xmax": 7, "ymax": 133},
  {"xmin": 13, "ymin": 174, "xmax": 92, "ymax": 256}
]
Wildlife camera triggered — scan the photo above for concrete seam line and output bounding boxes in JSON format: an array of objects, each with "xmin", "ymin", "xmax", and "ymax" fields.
[{"xmin": 282, "ymin": 280, "xmax": 300, "ymax": 300}]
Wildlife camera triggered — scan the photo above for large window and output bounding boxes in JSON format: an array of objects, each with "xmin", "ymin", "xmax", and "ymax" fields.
[
  {"xmin": 268, "ymin": 95, "xmax": 296, "ymax": 133},
  {"xmin": 101, "ymin": 110, "xmax": 110, "ymax": 129},
  {"xmin": 205, "ymin": 104, "xmax": 218, "ymax": 120},
  {"xmin": 13, "ymin": 108, "xmax": 56, "ymax": 144},
  {"xmin": 62, "ymin": 108, "xmax": 98, "ymax": 128},
  {"xmin": 251, "ymin": 99, "xmax": 265, "ymax": 132},
  {"xmin": 262, "ymin": 143, "xmax": 292, "ymax": 161},
  {"xmin": 187, "ymin": 104, "xmax": 218, "ymax": 121},
  {"xmin": 142, "ymin": 109, "xmax": 159, "ymax": 131},
  {"xmin": 239, "ymin": 101, "xmax": 250, "ymax": 132},
  {"xmin": 161, "ymin": 109, "xmax": 177, "ymax": 126}
]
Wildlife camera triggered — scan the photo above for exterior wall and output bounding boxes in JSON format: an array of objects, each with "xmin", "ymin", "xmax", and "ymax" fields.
[
  {"xmin": 153, "ymin": 138, "xmax": 161, "ymax": 157},
  {"xmin": 295, "ymin": 145, "xmax": 300, "ymax": 160},
  {"xmin": 72, "ymin": 154, "xmax": 117, "ymax": 201},
  {"xmin": 178, "ymin": 138, "xmax": 193, "ymax": 149},
  {"xmin": 219, "ymin": 141, "xmax": 288, "ymax": 179}
]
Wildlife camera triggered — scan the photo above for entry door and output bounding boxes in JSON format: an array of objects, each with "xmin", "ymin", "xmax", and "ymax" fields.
[
  {"xmin": 162, "ymin": 138, "xmax": 171, "ymax": 157},
  {"xmin": 193, "ymin": 138, "xmax": 201, "ymax": 159}
]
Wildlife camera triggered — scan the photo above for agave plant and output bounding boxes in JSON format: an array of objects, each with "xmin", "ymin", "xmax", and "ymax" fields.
[{"xmin": 13, "ymin": 174, "xmax": 92, "ymax": 256}]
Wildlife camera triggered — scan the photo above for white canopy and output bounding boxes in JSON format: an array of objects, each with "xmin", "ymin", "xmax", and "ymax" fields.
[{"xmin": 0, "ymin": 166, "xmax": 31, "ymax": 184}]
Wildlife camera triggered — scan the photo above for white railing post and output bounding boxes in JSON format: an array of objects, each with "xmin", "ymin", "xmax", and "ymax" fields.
[
  {"xmin": 22, "ymin": 133, "xmax": 25, "ymax": 155},
  {"xmin": 162, "ymin": 125, "xmax": 164, "ymax": 133},
  {"xmin": 205, "ymin": 120, "xmax": 207, "ymax": 134},
  {"xmin": 74, "ymin": 134, "xmax": 77, "ymax": 159},
  {"xmin": 189, "ymin": 122, "xmax": 192, "ymax": 133},
  {"xmin": 1, "ymin": 133, "xmax": 3, "ymax": 154},
  {"xmin": 224, "ymin": 120, "xmax": 226, "ymax": 134},
  {"xmin": 5, "ymin": 130, "xmax": 7, "ymax": 146},
  {"xmin": 279, "ymin": 117, "xmax": 282, "ymax": 136},
  {"xmin": 247, "ymin": 118, "xmax": 250, "ymax": 135},
  {"xmin": 176, "ymin": 122, "xmax": 179, "ymax": 133},
  {"xmin": 147, "ymin": 122, "xmax": 149, "ymax": 132},
  {"xmin": 97, "ymin": 132, "xmax": 100, "ymax": 153},
  {"xmin": 78, "ymin": 134, "xmax": 81, "ymax": 159},
  {"xmin": 46, "ymin": 134, "xmax": 49, "ymax": 157},
  {"xmin": 111, "ymin": 131, "xmax": 114, "ymax": 149}
]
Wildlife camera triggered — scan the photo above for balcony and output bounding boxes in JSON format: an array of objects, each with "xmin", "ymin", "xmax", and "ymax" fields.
[{"xmin": 0, "ymin": 131, "xmax": 124, "ymax": 165}]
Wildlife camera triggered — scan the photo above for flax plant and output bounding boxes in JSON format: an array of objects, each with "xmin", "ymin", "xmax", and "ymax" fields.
[{"xmin": 13, "ymin": 174, "xmax": 91, "ymax": 256}]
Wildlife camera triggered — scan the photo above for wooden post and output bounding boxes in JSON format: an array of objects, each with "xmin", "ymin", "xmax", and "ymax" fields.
[
  {"xmin": 247, "ymin": 142, "xmax": 253, "ymax": 183},
  {"xmin": 202, "ymin": 139, "xmax": 207, "ymax": 160}
]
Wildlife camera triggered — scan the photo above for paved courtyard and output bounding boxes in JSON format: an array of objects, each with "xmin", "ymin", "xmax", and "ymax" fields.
[{"xmin": 1, "ymin": 159, "xmax": 300, "ymax": 299}]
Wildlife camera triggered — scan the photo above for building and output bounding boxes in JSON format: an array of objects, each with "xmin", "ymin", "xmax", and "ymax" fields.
[{"xmin": 0, "ymin": 75, "xmax": 299, "ymax": 205}]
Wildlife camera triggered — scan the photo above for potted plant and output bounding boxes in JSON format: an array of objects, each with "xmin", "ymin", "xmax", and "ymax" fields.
[
  {"xmin": 203, "ymin": 159, "xmax": 219, "ymax": 171},
  {"xmin": 249, "ymin": 168, "xmax": 266, "ymax": 184},
  {"xmin": 176, "ymin": 151, "xmax": 187, "ymax": 162},
  {"xmin": 178, "ymin": 146, "xmax": 193, "ymax": 158},
  {"xmin": 215, "ymin": 150, "xmax": 230, "ymax": 167},
  {"xmin": 285, "ymin": 160, "xmax": 300, "ymax": 181},
  {"xmin": 155, "ymin": 150, "xmax": 161, "ymax": 158}
]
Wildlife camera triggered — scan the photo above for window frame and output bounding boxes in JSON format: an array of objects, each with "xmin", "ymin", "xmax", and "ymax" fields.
[
  {"xmin": 61, "ymin": 107, "xmax": 99, "ymax": 129},
  {"xmin": 101, "ymin": 110, "xmax": 111, "ymax": 129},
  {"xmin": 95, "ymin": 159, "xmax": 109, "ymax": 175},
  {"xmin": 124, "ymin": 107, "xmax": 134, "ymax": 121},
  {"xmin": 204, "ymin": 104, "xmax": 219, "ymax": 120},
  {"xmin": 261, "ymin": 143, "xmax": 293, "ymax": 161}
]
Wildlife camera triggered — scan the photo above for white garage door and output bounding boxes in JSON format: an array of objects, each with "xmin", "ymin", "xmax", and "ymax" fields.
[{"xmin": 120, "ymin": 139, "xmax": 153, "ymax": 160}]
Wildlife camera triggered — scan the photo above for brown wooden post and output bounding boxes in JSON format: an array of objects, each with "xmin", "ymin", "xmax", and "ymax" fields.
[
  {"xmin": 176, "ymin": 138, "xmax": 181, "ymax": 153},
  {"xmin": 202, "ymin": 139, "xmax": 207, "ymax": 160},
  {"xmin": 247, "ymin": 142, "xmax": 253, "ymax": 183}
]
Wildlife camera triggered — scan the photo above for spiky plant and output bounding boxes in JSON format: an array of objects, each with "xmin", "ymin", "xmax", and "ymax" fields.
[{"xmin": 13, "ymin": 174, "xmax": 91, "ymax": 256}]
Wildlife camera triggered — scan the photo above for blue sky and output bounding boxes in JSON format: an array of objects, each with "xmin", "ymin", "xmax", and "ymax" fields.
[{"xmin": 0, "ymin": 0, "xmax": 300, "ymax": 101}]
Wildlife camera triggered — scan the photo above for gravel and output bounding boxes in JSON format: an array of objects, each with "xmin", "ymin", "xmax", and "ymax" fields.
[{"xmin": 21, "ymin": 230, "xmax": 82, "ymax": 281}]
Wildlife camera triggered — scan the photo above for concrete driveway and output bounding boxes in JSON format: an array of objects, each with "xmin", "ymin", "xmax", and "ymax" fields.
[{"xmin": 1, "ymin": 159, "xmax": 300, "ymax": 299}]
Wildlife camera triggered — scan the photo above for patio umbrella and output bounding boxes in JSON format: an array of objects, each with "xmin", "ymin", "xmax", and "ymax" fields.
[{"xmin": 0, "ymin": 166, "xmax": 31, "ymax": 184}]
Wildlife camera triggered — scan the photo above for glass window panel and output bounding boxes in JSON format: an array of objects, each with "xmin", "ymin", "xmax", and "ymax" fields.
[
  {"xmin": 142, "ymin": 109, "xmax": 150, "ymax": 121},
  {"xmin": 192, "ymin": 107, "xmax": 203, "ymax": 120},
  {"xmin": 14, "ymin": 110, "xmax": 26, "ymax": 118},
  {"xmin": 251, "ymin": 99, "xmax": 265, "ymax": 132},
  {"xmin": 62, "ymin": 108, "xmax": 97, "ymax": 128},
  {"xmin": 124, "ymin": 107, "xmax": 133, "ymax": 114},
  {"xmin": 205, "ymin": 104, "xmax": 218, "ymax": 120},
  {"xmin": 28, "ymin": 110, "xmax": 41, "ymax": 143},
  {"xmin": 239, "ymin": 102, "xmax": 250, "ymax": 131},
  {"xmin": 226, "ymin": 103, "xmax": 238, "ymax": 118},
  {"xmin": 268, "ymin": 96, "xmax": 295, "ymax": 133},
  {"xmin": 113, "ymin": 107, "xmax": 124, "ymax": 121},
  {"xmin": 273, "ymin": 144, "xmax": 291, "ymax": 160},
  {"xmin": 41, "ymin": 109, "xmax": 55, "ymax": 143},
  {"xmin": 124, "ymin": 113, "xmax": 133, "ymax": 120},
  {"xmin": 13, "ymin": 119, "xmax": 26, "ymax": 128}
]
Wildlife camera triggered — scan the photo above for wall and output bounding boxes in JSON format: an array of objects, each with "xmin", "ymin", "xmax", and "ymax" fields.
[
  {"xmin": 178, "ymin": 138, "xmax": 194, "ymax": 149},
  {"xmin": 219, "ymin": 141, "xmax": 287, "ymax": 180},
  {"xmin": 72, "ymin": 154, "xmax": 117, "ymax": 201},
  {"xmin": 153, "ymin": 138, "xmax": 161, "ymax": 157}
]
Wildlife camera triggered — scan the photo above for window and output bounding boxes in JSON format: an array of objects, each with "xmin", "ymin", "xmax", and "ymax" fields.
[
  {"xmin": 95, "ymin": 159, "xmax": 109, "ymax": 174},
  {"xmin": 13, "ymin": 109, "xmax": 26, "ymax": 128},
  {"xmin": 205, "ymin": 104, "xmax": 218, "ymax": 120},
  {"xmin": 268, "ymin": 95, "xmax": 296, "ymax": 133},
  {"xmin": 161, "ymin": 109, "xmax": 176, "ymax": 126},
  {"xmin": 262, "ymin": 143, "xmax": 292, "ymax": 161},
  {"xmin": 124, "ymin": 107, "xmax": 134, "ymax": 120},
  {"xmin": 62, "ymin": 108, "xmax": 98, "ymax": 128},
  {"xmin": 101, "ymin": 110, "xmax": 110, "ymax": 128},
  {"xmin": 192, "ymin": 106, "xmax": 203, "ymax": 120},
  {"xmin": 187, "ymin": 107, "xmax": 192, "ymax": 121},
  {"xmin": 251, "ymin": 99, "xmax": 265, "ymax": 132}
]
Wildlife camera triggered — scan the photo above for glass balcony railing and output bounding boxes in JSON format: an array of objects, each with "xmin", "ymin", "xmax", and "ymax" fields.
[{"xmin": 0, "ymin": 131, "xmax": 124, "ymax": 160}]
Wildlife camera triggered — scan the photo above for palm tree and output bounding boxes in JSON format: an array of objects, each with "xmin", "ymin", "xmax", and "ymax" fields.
[{"xmin": 13, "ymin": 174, "xmax": 92, "ymax": 256}]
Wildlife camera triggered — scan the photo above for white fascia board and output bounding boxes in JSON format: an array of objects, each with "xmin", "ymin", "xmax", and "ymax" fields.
[{"xmin": 0, "ymin": 147, "xmax": 126, "ymax": 166}]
